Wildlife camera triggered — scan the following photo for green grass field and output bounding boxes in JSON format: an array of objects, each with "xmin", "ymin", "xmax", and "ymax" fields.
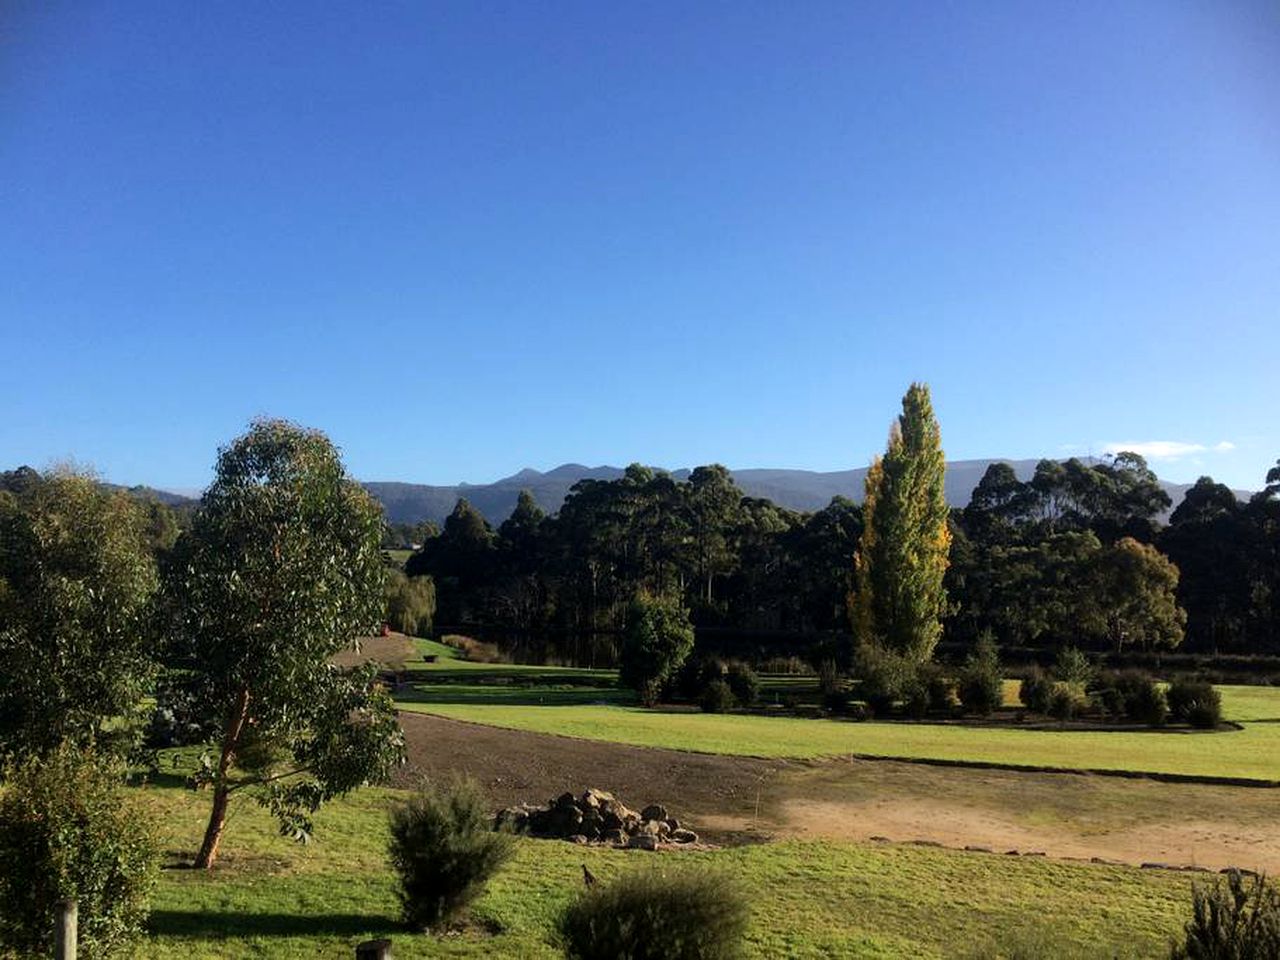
[
  {"xmin": 396, "ymin": 644, "xmax": 1280, "ymax": 782},
  {"xmin": 136, "ymin": 769, "xmax": 1195, "ymax": 959}
]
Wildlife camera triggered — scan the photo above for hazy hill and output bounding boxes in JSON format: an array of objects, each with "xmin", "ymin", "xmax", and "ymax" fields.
[{"xmin": 363, "ymin": 459, "xmax": 1230, "ymax": 526}]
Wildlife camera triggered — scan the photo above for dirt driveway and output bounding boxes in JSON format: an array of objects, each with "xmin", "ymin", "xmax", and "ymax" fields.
[{"xmin": 399, "ymin": 712, "xmax": 1280, "ymax": 873}]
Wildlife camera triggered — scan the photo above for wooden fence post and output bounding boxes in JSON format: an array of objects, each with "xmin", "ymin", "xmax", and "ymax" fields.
[
  {"xmin": 355, "ymin": 938, "xmax": 392, "ymax": 959},
  {"xmin": 54, "ymin": 900, "xmax": 77, "ymax": 960}
]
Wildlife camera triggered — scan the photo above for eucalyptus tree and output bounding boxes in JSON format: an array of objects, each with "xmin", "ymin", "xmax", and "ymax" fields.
[
  {"xmin": 0, "ymin": 469, "xmax": 158, "ymax": 759},
  {"xmin": 166, "ymin": 419, "xmax": 403, "ymax": 868}
]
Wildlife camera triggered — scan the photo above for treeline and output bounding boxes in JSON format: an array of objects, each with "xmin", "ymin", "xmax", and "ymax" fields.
[{"xmin": 399, "ymin": 454, "xmax": 1280, "ymax": 660}]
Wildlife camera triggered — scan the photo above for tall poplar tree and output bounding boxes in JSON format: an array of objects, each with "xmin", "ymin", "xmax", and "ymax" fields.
[{"xmin": 850, "ymin": 383, "xmax": 951, "ymax": 663}]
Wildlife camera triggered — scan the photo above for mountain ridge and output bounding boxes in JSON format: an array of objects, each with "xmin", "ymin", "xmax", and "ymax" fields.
[{"xmin": 359, "ymin": 459, "xmax": 1244, "ymax": 526}]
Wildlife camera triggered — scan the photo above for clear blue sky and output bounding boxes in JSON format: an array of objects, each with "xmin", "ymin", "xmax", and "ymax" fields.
[{"xmin": 2, "ymin": 2, "xmax": 1277, "ymax": 492}]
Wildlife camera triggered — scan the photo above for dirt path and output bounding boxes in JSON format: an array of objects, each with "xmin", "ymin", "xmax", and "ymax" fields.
[{"xmin": 400, "ymin": 712, "xmax": 1280, "ymax": 873}]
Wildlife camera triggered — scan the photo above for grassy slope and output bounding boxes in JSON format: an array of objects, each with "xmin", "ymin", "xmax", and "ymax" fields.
[
  {"xmin": 139, "ymin": 775, "xmax": 1192, "ymax": 959},
  {"xmin": 397, "ymin": 647, "xmax": 1280, "ymax": 780}
]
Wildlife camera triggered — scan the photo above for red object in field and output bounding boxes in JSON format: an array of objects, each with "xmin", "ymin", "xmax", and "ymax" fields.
[{"xmin": 380, "ymin": 623, "xmax": 391, "ymax": 637}]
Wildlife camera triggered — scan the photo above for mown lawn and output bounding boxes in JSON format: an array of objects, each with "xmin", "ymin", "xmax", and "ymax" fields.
[
  {"xmin": 397, "ymin": 682, "xmax": 1280, "ymax": 783},
  {"xmin": 137, "ymin": 775, "xmax": 1194, "ymax": 959}
]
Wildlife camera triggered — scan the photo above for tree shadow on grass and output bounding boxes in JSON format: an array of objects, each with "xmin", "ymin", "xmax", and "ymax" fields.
[{"xmin": 148, "ymin": 910, "xmax": 401, "ymax": 939}]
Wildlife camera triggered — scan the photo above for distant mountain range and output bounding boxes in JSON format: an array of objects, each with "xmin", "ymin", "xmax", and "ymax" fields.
[{"xmin": 360, "ymin": 459, "xmax": 1240, "ymax": 526}]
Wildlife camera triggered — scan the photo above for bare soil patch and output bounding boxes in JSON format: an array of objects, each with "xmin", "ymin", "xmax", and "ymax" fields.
[{"xmin": 400, "ymin": 712, "xmax": 1280, "ymax": 872}]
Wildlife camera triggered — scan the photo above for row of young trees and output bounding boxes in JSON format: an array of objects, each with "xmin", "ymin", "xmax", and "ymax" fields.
[{"xmin": 398, "ymin": 404, "xmax": 1279, "ymax": 660}]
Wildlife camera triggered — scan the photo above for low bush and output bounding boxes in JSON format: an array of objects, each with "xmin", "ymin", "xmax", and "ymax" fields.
[
  {"xmin": 387, "ymin": 776, "xmax": 515, "ymax": 931},
  {"xmin": 559, "ymin": 866, "xmax": 748, "ymax": 960},
  {"xmin": 724, "ymin": 661, "xmax": 760, "ymax": 706},
  {"xmin": 1046, "ymin": 682, "xmax": 1088, "ymax": 721},
  {"xmin": 853, "ymin": 645, "xmax": 919, "ymax": 717},
  {"xmin": 0, "ymin": 744, "xmax": 159, "ymax": 959},
  {"xmin": 441, "ymin": 634, "xmax": 504, "ymax": 663},
  {"xmin": 700, "ymin": 679, "xmax": 737, "ymax": 714},
  {"xmin": 1019, "ymin": 667, "xmax": 1053, "ymax": 714},
  {"xmin": 1054, "ymin": 645, "xmax": 1095, "ymax": 687},
  {"xmin": 1166, "ymin": 679, "xmax": 1222, "ymax": 729},
  {"xmin": 1170, "ymin": 869, "xmax": 1280, "ymax": 959},
  {"xmin": 958, "ymin": 634, "xmax": 1003, "ymax": 717},
  {"xmin": 1091, "ymin": 670, "xmax": 1168, "ymax": 726},
  {"xmin": 673, "ymin": 654, "xmax": 725, "ymax": 702},
  {"xmin": 914, "ymin": 662, "xmax": 954, "ymax": 716}
]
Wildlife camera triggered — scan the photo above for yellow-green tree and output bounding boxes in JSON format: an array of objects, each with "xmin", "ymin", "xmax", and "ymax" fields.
[{"xmin": 850, "ymin": 383, "xmax": 951, "ymax": 663}]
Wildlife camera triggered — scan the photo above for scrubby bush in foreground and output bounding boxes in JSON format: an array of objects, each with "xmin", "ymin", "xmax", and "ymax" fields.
[
  {"xmin": 0, "ymin": 745, "xmax": 158, "ymax": 959},
  {"xmin": 559, "ymin": 866, "xmax": 748, "ymax": 960},
  {"xmin": 388, "ymin": 776, "xmax": 515, "ymax": 931},
  {"xmin": 1166, "ymin": 679, "xmax": 1222, "ymax": 730},
  {"xmin": 1169, "ymin": 869, "xmax": 1280, "ymax": 959}
]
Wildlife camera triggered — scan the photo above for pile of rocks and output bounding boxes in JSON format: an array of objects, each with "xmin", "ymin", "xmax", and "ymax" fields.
[{"xmin": 494, "ymin": 789, "xmax": 698, "ymax": 851}]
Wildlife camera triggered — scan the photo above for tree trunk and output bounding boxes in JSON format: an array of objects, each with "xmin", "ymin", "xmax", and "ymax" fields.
[{"xmin": 194, "ymin": 687, "xmax": 251, "ymax": 869}]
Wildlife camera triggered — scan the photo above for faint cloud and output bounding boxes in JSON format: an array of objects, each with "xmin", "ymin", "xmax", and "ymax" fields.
[{"xmin": 1101, "ymin": 440, "xmax": 1235, "ymax": 461}]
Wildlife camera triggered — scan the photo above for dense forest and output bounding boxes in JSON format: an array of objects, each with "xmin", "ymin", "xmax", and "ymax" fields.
[
  {"xmin": 385, "ymin": 453, "xmax": 1280, "ymax": 664},
  {"xmin": 5, "ymin": 454, "xmax": 1278, "ymax": 665}
]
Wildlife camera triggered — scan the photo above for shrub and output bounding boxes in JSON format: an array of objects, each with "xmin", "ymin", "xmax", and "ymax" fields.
[
  {"xmin": 852, "ymin": 644, "xmax": 918, "ymax": 717},
  {"xmin": 387, "ymin": 776, "xmax": 515, "ymax": 931},
  {"xmin": 919, "ymin": 662, "xmax": 955, "ymax": 714},
  {"xmin": 1046, "ymin": 682, "xmax": 1087, "ymax": 721},
  {"xmin": 1170, "ymin": 870, "xmax": 1280, "ymax": 959},
  {"xmin": 958, "ymin": 634, "xmax": 1003, "ymax": 717},
  {"xmin": 700, "ymin": 679, "xmax": 737, "ymax": 714},
  {"xmin": 724, "ymin": 662, "xmax": 760, "ymax": 706},
  {"xmin": 0, "ymin": 745, "xmax": 159, "ymax": 959},
  {"xmin": 1054, "ymin": 646, "xmax": 1094, "ymax": 687},
  {"xmin": 1091, "ymin": 670, "xmax": 1167, "ymax": 726},
  {"xmin": 618, "ymin": 594, "xmax": 696, "ymax": 706},
  {"xmin": 1167, "ymin": 679, "xmax": 1222, "ymax": 729},
  {"xmin": 441, "ymin": 634, "xmax": 503, "ymax": 663},
  {"xmin": 1019, "ymin": 667, "xmax": 1053, "ymax": 714},
  {"xmin": 673, "ymin": 654, "xmax": 725, "ymax": 702},
  {"xmin": 559, "ymin": 866, "xmax": 748, "ymax": 960}
]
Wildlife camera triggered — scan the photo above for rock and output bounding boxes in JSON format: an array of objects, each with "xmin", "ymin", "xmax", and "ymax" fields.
[
  {"xmin": 603, "ymin": 828, "xmax": 626, "ymax": 845},
  {"xmin": 569, "ymin": 834, "xmax": 589, "ymax": 845},
  {"xmin": 1005, "ymin": 850, "xmax": 1020, "ymax": 856},
  {"xmin": 1141, "ymin": 862, "xmax": 1173, "ymax": 870},
  {"xmin": 670, "ymin": 828, "xmax": 698, "ymax": 844},
  {"xmin": 580, "ymin": 811, "xmax": 604, "ymax": 840},
  {"xmin": 964, "ymin": 846, "xmax": 992, "ymax": 853},
  {"xmin": 638, "ymin": 819, "xmax": 663, "ymax": 838},
  {"xmin": 640, "ymin": 804, "xmax": 668, "ymax": 822},
  {"xmin": 582, "ymin": 789, "xmax": 614, "ymax": 809},
  {"xmin": 553, "ymin": 792, "xmax": 577, "ymax": 810},
  {"xmin": 665, "ymin": 818, "xmax": 680, "ymax": 832},
  {"xmin": 622, "ymin": 814, "xmax": 641, "ymax": 834},
  {"xmin": 628, "ymin": 834, "xmax": 658, "ymax": 851},
  {"xmin": 869, "ymin": 836, "xmax": 891, "ymax": 843}
]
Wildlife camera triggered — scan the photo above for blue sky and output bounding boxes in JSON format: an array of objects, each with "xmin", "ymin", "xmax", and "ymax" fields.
[{"xmin": 2, "ymin": 2, "xmax": 1277, "ymax": 492}]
